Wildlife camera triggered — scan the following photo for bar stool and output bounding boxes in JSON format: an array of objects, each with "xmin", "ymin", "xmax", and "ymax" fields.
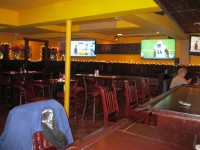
[
  {"xmin": 0, "ymin": 74, "xmax": 12, "ymax": 109},
  {"xmin": 82, "ymin": 77, "xmax": 102, "ymax": 123},
  {"xmin": 33, "ymin": 83, "xmax": 51, "ymax": 98},
  {"xmin": 12, "ymin": 74, "xmax": 25, "ymax": 105},
  {"xmin": 112, "ymin": 79, "xmax": 125, "ymax": 104},
  {"xmin": 149, "ymin": 82, "xmax": 159, "ymax": 98},
  {"xmin": 124, "ymin": 80, "xmax": 149, "ymax": 124},
  {"xmin": 137, "ymin": 78, "xmax": 151, "ymax": 104},
  {"xmin": 100, "ymin": 86, "xmax": 119, "ymax": 125}
]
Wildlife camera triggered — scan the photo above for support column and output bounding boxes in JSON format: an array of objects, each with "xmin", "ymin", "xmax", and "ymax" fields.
[{"xmin": 64, "ymin": 20, "xmax": 72, "ymax": 116}]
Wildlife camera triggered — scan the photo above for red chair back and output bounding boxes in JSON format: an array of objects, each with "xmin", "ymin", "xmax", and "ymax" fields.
[
  {"xmin": 112, "ymin": 79, "xmax": 124, "ymax": 90},
  {"xmin": 100, "ymin": 86, "xmax": 119, "ymax": 125},
  {"xmin": 138, "ymin": 78, "xmax": 150, "ymax": 104},
  {"xmin": 24, "ymin": 81, "xmax": 49, "ymax": 103},
  {"xmin": 70, "ymin": 79, "xmax": 78, "ymax": 98},
  {"xmin": 82, "ymin": 77, "xmax": 101, "ymax": 122},
  {"xmin": 83, "ymin": 77, "xmax": 97, "ymax": 92},
  {"xmin": 33, "ymin": 131, "xmax": 56, "ymax": 150},
  {"xmin": 142, "ymin": 78, "xmax": 150, "ymax": 99},
  {"xmin": 24, "ymin": 81, "xmax": 36, "ymax": 102},
  {"xmin": 124, "ymin": 80, "xmax": 150, "ymax": 124},
  {"xmin": 124, "ymin": 80, "xmax": 138, "ymax": 117}
]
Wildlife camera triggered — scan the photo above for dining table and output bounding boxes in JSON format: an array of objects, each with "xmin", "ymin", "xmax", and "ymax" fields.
[
  {"xmin": 0, "ymin": 70, "xmax": 43, "ymax": 107},
  {"xmin": 33, "ymin": 79, "xmax": 76, "ymax": 100},
  {"xmin": 74, "ymin": 73, "xmax": 133, "ymax": 85},
  {"xmin": 0, "ymin": 70, "xmax": 42, "ymax": 82}
]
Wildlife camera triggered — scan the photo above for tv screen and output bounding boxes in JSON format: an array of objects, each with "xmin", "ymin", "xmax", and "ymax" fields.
[
  {"xmin": 141, "ymin": 39, "xmax": 176, "ymax": 60},
  {"xmin": 71, "ymin": 40, "xmax": 96, "ymax": 57},
  {"xmin": 189, "ymin": 35, "xmax": 200, "ymax": 55}
]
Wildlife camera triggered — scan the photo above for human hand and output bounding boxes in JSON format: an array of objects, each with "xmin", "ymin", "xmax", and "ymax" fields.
[{"xmin": 188, "ymin": 78, "xmax": 192, "ymax": 84}]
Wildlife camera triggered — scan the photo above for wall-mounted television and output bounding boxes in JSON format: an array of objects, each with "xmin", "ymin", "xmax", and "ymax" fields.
[
  {"xmin": 71, "ymin": 40, "xmax": 96, "ymax": 57},
  {"xmin": 141, "ymin": 39, "xmax": 176, "ymax": 60},
  {"xmin": 189, "ymin": 35, "xmax": 200, "ymax": 56}
]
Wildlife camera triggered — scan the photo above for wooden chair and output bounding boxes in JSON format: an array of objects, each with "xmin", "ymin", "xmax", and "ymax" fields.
[
  {"xmin": 24, "ymin": 81, "xmax": 49, "ymax": 103},
  {"xmin": 124, "ymin": 80, "xmax": 150, "ymax": 124},
  {"xmin": 0, "ymin": 74, "xmax": 12, "ymax": 107},
  {"xmin": 82, "ymin": 77, "xmax": 101, "ymax": 123},
  {"xmin": 96, "ymin": 78, "xmax": 105, "ymax": 87},
  {"xmin": 137, "ymin": 78, "xmax": 151, "ymax": 104},
  {"xmin": 13, "ymin": 74, "xmax": 34, "ymax": 105},
  {"xmin": 33, "ymin": 83, "xmax": 51, "ymax": 98},
  {"xmin": 112, "ymin": 79, "xmax": 124, "ymax": 104},
  {"xmin": 149, "ymin": 82, "xmax": 159, "ymax": 98},
  {"xmin": 100, "ymin": 86, "xmax": 119, "ymax": 125},
  {"xmin": 69, "ymin": 79, "xmax": 85, "ymax": 120},
  {"xmin": 57, "ymin": 79, "xmax": 85, "ymax": 121},
  {"xmin": 33, "ymin": 131, "xmax": 56, "ymax": 150}
]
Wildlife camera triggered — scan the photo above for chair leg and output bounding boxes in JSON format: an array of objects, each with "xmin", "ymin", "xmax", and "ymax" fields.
[
  {"xmin": 81, "ymin": 93, "xmax": 87, "ymax": 120},
  {"xmin": 93, "ymin": 97, "xmax": 96, "ymax": 123},
  {"xmin": 42, "ymin": 87, "xmax": 45, "ymax": 97},
  {"xmin": 20, "ymin": 88, "xmax": 26, "ymax": 105},
  {"xmin": 48, "ymin": 86, "xmax": 51, "ymax": 98}
]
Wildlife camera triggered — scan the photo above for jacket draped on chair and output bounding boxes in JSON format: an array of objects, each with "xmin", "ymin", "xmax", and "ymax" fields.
[{"xmin": 0, "ymin": 99, "xmax": 74, "ymax": 150}]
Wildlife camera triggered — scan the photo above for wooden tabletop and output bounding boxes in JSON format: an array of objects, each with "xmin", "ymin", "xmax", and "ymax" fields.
[
  {"xmin": 75, "ymin": 74, "xmax": 127, "ymax": 80},
  {"xmin": 0, "ymin": 70, "xmax": 42, "ymax": 75},
  {"xmin": 65, "ymin": 118, "xmax": 196, "ymax": 150},
  {"xmin": 33, "ymin": 79, "xmax": 76, "ymax": 84}
]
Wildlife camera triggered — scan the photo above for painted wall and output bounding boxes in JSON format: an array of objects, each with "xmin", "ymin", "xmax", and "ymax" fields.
[{"xmin": 0, "ymin": 34, "xmax": 198, "ymax": 65}]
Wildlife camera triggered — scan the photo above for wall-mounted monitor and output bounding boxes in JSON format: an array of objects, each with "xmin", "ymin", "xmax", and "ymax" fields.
[
  {"xmin": 189, "ymin": 35, "xmax": 200, "ymax": 56},
  {"xmin": 141, "ymin": 39, "xmax": 176, "ymax": 60},
  {"xmin": 71, "ymin": 40, "xmax": 96, "ymax": 57}
]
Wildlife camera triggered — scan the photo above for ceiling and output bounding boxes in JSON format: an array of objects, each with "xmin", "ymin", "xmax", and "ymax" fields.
[
  {"xmin": 154, "ymin": 0, "xmax": 200, "ymax": 34},
  {"xmin": 0, "ymin": 0, "xmax": 199, "ymax": 41}
]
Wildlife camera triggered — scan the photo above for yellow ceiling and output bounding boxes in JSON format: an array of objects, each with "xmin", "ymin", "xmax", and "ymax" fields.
[
  {"xmin": 0, "ymin": 0, "xmax": 69, "ymax": 11},
  {"xmin": 0, "ymin": 0, "xmax": 188, "ymax": 41}
]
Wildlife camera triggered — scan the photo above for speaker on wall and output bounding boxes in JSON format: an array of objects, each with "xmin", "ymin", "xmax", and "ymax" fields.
[{"xmin": 174, "ymin": 58, "xmax": 179, "ymax": 65}]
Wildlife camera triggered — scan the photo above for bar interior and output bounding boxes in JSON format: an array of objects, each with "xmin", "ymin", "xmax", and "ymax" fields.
[{"xmin": 0, "ymin": 0, "xmax": 200, "ymax": 149}]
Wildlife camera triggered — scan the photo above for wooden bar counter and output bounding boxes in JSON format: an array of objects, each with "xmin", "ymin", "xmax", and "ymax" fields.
[{"xmin": 146, "ymin": 84, "xmax": 200, "ymax": 136}]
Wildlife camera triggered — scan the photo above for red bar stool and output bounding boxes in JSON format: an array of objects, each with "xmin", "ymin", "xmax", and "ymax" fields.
[
  {"xmin": 100, "ymin": 86, "xmax": 119, "ymax": 125},
  {"xmin": 124, "ymin": 80, "xmax": 150, "ymax": 124},
  {"xmin": 112, "ymin": 79, "xmax": 125, "ymax": 104},
  {"xmin": 82, "ymin": 77, "xmax": 101, "ymax": 123},
  {"xmin": 137, "ymin": 78, "xmax": 151, "ymax": 104}
]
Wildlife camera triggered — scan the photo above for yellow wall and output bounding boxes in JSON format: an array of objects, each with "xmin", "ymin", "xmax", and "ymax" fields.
[
  {"xmin": 0, "ymin": 35, "xmax": 24, "ymax": 60},
  {"xmin": 0, "ymin": 34, "xmax": 199, "ymax": 65}
]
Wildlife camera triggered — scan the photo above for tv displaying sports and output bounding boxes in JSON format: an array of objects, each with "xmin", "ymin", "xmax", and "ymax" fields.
[
  {"xmin": 71, "ymin": 40, "xmax": 96, "ymax": 57},
  {"xmin": 189, "ymin": 35, "xmax": 200, "ymax": 56},
  {"xmin": 141, "ymin": 39, "xmax": 176, "ymax": 60}
]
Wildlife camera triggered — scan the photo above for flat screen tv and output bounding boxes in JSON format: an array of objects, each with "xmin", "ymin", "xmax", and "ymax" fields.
[
  {"xmin": 71, "ymin": 40, "xmax": 96, "ymax": 57},
  {"xmin": 189, "ymin": 35, "xmax": 200, "ymax": 55},
  {"xmin": 141, "ymin": 39, "xmax": 176, "ymax": 60}
]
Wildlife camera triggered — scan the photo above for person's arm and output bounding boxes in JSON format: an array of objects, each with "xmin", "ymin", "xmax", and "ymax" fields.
[{"xmin": 186, "ymin": 78, "xmax": 192, "ymax": 84}]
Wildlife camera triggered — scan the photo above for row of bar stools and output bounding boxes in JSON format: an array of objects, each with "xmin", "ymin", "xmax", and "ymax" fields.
[{"xmin": 0, "ymin": 74, "xmax": 12, "ymax": 110}]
